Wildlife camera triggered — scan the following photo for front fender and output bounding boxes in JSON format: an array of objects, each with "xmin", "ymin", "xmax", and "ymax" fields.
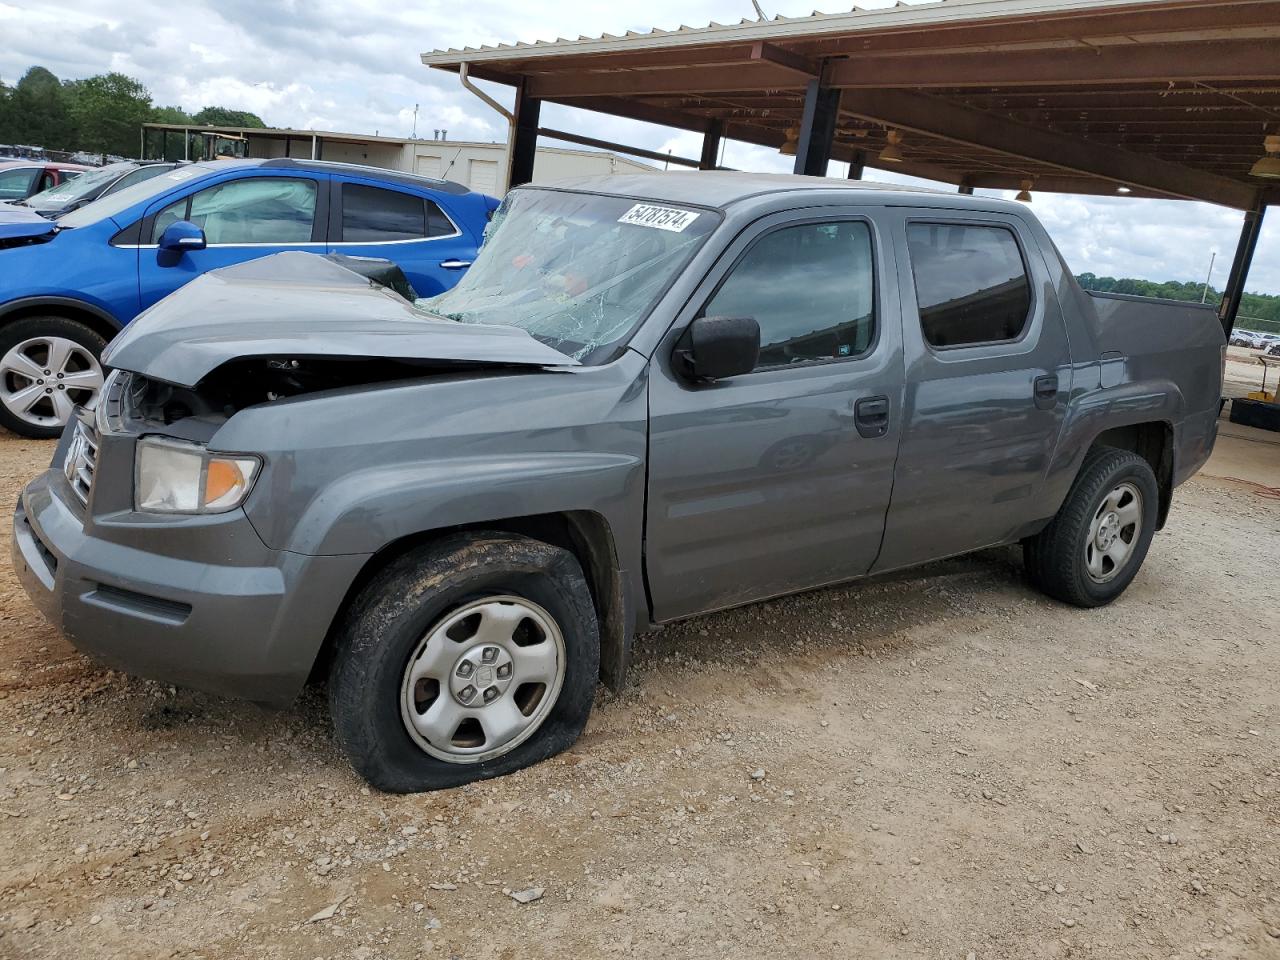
[{"xmin": 276, "ymin": 451, "xmax": 644, "ymax": 557}]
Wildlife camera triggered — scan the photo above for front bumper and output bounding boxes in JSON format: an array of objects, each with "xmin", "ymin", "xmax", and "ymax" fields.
[{"xmin": 13, "ymin": 465, "xmax": 368, "ymax": 707}]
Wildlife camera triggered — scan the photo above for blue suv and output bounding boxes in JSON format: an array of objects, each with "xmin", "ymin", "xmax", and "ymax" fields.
[{"xmin": 0, "ymin": 159, "xmax": 497, "ymax": 437}]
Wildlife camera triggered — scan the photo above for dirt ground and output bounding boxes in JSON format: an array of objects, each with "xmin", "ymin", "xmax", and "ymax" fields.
[
  {"xmin": 1, "ymin": 422, "xmax": 1278, "ymax": 960},
  {"xmin": 1225, "ymin": 344, "xmax": 1280, "ymax": 401}
]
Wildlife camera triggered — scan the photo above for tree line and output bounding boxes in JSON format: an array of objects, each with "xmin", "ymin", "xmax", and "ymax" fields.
[
  {"xmin": 0, "ymin": 66, "xmax": 266, "ymax": 160},
  {"xmin": 1077, "ymin": 272, "xmax": 1280, "ymax": 324}
]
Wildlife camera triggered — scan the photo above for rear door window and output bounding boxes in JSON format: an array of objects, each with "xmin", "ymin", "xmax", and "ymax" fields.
[
  {"xmin": 702, "ymin": 220, "xmax": 877, "ymax": 370},
  {"xmin": 907, "ymin": 222, "xmax": 1032, "ymax": 348},
  {"xmin": 106, "ymin": 165, "xmax": 172, "ymax": 196},
  {"xmin": 339, "ymin": 183, "xmax": 456, "ymax": 242}
]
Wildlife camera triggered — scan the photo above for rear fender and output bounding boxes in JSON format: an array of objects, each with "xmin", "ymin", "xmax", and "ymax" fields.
[{"xmin": 1037, "ymin": 377, "xmax": 1185, "ymax": 527}]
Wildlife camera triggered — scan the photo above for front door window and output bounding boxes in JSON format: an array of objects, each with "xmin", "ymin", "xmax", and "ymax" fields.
[{"xmin": 151, "ymin": 178, "xmax": 317, "ymax": 244}]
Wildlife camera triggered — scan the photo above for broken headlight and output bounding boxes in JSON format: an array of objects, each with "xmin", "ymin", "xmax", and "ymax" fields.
[{"xmin": 135, "ymin": 437, "xmax": 261, "ymax": 514}]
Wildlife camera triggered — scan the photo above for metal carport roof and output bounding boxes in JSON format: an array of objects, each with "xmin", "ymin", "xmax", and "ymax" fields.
[{"xmin": 422, "ymin": 0, "xmax": 1280, "ymax": 331}]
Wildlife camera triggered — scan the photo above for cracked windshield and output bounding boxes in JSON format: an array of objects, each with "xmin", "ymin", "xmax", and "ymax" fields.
[{"xmin": 419, "ymin": 189, "xmax": 719, "ymax": 363}]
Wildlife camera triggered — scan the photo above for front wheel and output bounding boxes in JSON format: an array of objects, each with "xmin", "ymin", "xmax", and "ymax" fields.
[
  {"xmin": 1023, "ymin": 447, "xmax": 1160, "ymax": 608},
  {"xmin": 0, "ymin": 316, "xmax": 107, "ymax": 438},
  {"xmin": 328, "ymin": 532, "xmax": 600, "ymax": 793}
]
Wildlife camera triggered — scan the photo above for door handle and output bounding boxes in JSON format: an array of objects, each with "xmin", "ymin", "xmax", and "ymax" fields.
[
  {"xmin": 439, "ymin": 259, "xmax": 472, "ymax": 269},
  {"xmin": 1033, "ymin": 374, "xmax": 1060, "ymax": 409},
  {"xmin": 853, "ymin": 395, "xmax": 890, "ymax": 439}
]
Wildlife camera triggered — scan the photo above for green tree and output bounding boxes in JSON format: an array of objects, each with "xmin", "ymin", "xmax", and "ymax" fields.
[
  {"xmin": 1, "ymin": 67, "xmax": 74, "ymax": 149},
  {"xmin": 1076, "ymin": 273, "xmax": 1280, "ymax": 323},
  {"xmin": 192, "ymin": 106, "xmax": 266, "ymax": 128},
  {"xmin": 0, "ymin": 78, "xmax": 12, "ymax": 143},
  {"xmin": 67, "ymin": 72, "xmax": 153, "ymax": 157},
  {"xmin": 151, "ymin": 104, "xmax": 193, "ymax": 124}
]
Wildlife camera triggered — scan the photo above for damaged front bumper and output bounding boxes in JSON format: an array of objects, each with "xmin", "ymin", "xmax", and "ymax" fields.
[{"xmin": 12, "ymin": 420, "xmax": 368, "ymax": 706}]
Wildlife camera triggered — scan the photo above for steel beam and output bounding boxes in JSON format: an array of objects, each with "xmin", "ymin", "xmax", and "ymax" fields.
[
  {"xmin": 529, "ymin": 63, "xmax": 812, "ymax": 99},
  {"xmin": 794, "ymin": 79, "xmax": 840, "ymax": 177},
  {"xmin": 748, "ymin": 41, "xmax": 818, "ymax": 78},
  {"xmin": 509, "ymin": 81, "xmax": 541, "ymax": 189},
  {"xmin": 539, "ymin": 127, "xmax": 702, "ymax": 169},
  {"xmin": 848, "ymin": 149, "xmax": 866, "ymax": 181},
  {"xmin": 840, "ymin": 88, "xmax": 1257, "ymax": 208},
  {"xmin": 824, "ymin": 39, "xmax": 1279, "ymax": 89},
  {"xmin": 700, "ymin": 119, "xmax": 724, "ymax": 170},
  {"xmin": 518, "ymin": 39, "xmax": 1276, "ymax": 100},
  {"xmin": 1219, "ymin": 196, "xmax": 1268, "ymax": 336}
]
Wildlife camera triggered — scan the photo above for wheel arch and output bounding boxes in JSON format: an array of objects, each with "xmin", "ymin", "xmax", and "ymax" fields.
[
  {"xmin": 310, "ymin": 510, "xmax": 631, "ymax": 691},
  {"xmin": 1083, "ymin": 420, "xmax": 1175, "ymax": 528},
  {"xmin": 0, "ymin": 297, "xmax": 123, "ymax": 344}
]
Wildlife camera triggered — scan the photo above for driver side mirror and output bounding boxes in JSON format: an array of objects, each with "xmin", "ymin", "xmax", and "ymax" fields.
[
  {"xmin": 157, "ymin": 220, "xmax": 206, "ymax": 254},
  {"xmin": 674, "ymin": 315, "xmax": 760, "ymax": 382}
]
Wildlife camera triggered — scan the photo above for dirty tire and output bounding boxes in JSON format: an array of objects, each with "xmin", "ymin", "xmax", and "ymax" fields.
[
  {"xmin": 0, "ymin": 315, "xmax": 107, "ymax": 439},
  {"xmin": 1023, "ymin": 446, "xmax": 1159, "ymax": 608},
  {"xmin": 328, "ymin": 532, "xmax": 599, "ymax": 793}
]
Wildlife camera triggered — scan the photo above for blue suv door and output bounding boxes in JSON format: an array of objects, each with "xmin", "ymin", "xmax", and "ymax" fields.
[
  {"xmin": 328, "ymin": 176, "xmax": 478, "ymax": 298},
  {"xmin": 136, "ymin": 170, "xmax": 328, "ymax": 312}
]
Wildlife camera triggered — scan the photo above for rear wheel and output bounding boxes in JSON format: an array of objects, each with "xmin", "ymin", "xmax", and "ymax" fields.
[
  {"xmin": 1023, "ymin": 447, "xmax": 1159, "ymax": 608},
  {"xmin": 328, "ymin": 532, "xmax": 599, "ymax": 793},
  {"xmin": 0, "ymin": 316, "xmax": 107, "ymax": 438}
]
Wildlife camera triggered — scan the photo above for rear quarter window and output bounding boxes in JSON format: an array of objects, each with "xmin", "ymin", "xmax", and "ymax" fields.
[{"xmin": 340, "ymin": 183, "xmax": 456, "ymax": 242}]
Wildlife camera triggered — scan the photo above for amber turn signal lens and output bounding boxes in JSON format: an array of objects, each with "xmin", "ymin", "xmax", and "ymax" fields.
[{"xmin": 204, "ymin": 459, "xmax": 245, "ymax": 506}]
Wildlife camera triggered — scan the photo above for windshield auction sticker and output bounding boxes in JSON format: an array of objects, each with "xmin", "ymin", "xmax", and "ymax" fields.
[{"xmin": 618, "ymin": 203, "xmax": 700, "ymax": 233}]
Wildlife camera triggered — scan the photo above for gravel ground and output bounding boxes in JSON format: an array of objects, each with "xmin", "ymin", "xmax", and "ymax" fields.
[{"xmin": 1, "ymin": 431, "xmax": 1278, "ymax": 960}]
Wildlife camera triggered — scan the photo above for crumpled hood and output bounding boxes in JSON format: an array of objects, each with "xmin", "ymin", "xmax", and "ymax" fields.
[
  {"xmin": 103, "ymin": 252, "xmax": 577, "ymax": 387},
  {"xmin": 0, "ymin": 203, "xmax": 58, "ymax": 240}
]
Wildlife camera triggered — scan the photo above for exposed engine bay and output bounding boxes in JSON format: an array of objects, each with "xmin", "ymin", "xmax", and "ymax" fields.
[{"xmin": 114, "ymin": 356, "xmax": 519, "ymax": 433}]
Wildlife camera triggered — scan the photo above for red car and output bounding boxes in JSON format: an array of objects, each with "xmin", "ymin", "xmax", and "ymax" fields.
[{"xmin": 0, "ymin": 160, "xmax": 90, "ymax": 203}]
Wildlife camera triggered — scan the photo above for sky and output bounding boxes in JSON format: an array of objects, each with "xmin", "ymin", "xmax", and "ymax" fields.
[{"xmin": 4, "ymin": 0, "xmax": 1277, "ymax": 295}]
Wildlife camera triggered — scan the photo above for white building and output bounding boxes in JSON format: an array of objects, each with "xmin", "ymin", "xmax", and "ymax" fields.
[{"xmin": 140, "ymin": 124, "xmax": 656, "ymax": 194}]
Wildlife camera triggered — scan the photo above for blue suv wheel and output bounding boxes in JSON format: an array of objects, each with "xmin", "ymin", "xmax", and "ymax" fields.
[{"xmin": 0, "ymin": 315, "xmax": 106, "ymax": 438}]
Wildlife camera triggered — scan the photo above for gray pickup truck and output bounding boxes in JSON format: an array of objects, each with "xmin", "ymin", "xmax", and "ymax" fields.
[{"xmin": 12, "ymin": 173, "xmax": 1224, "ymax": 792}]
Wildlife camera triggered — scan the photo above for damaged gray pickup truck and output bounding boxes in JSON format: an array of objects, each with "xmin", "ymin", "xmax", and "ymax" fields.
[{"xmin": 13, "ymin": 173, "xmax": 1225, "ymax": 792}]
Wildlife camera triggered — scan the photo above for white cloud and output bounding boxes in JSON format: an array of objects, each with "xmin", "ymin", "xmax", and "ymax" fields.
[{"xmin": 3, "ymin": 0, "xmax": 1275, "ymax": 293}]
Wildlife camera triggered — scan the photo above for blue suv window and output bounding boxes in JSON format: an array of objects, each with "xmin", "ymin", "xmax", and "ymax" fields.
[
  {"xmin": 340, "ymin": 184, "xmax": 455, "ymax": 242},
  {"xmin": 152, "ymin": 178, "xmax": 317, "ymax": 244}
]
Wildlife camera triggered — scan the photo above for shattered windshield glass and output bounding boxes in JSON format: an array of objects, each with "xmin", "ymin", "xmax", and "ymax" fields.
[{"xmin": 419, "ymin": 188, "xmax": 719, "ymax": 363}]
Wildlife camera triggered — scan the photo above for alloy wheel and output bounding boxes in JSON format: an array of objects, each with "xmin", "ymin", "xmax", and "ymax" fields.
[{"xmin": 0, "ymin": 336, "xmax": 103, "ymax": 429}]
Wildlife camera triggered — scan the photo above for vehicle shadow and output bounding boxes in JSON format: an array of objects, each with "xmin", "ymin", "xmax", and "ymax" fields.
[{"xmin": 626, "ymin": 545, "xmax": 1029, "ymax": 677}]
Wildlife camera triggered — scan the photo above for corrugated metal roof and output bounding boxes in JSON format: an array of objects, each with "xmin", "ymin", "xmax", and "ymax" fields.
[{"xmin": 420, "ymin": 0, "xmax": 1186, "ymax": 64}]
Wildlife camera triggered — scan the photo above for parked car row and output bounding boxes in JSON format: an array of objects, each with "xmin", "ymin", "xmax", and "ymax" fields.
[
  {"xmin": 1229, "ymin": 328, "xmax": 1280, "ymax": 350},
  {"xmin": 5, "ymin": 160, "xmax": 179, "ymax": 218},
  {"xmin": 0, "ymin": 158, "xmax": 498, "ymax": 437},
  {"xmin": 0, "ymin": 159, "xmax": 90, "ymax": 202}
]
